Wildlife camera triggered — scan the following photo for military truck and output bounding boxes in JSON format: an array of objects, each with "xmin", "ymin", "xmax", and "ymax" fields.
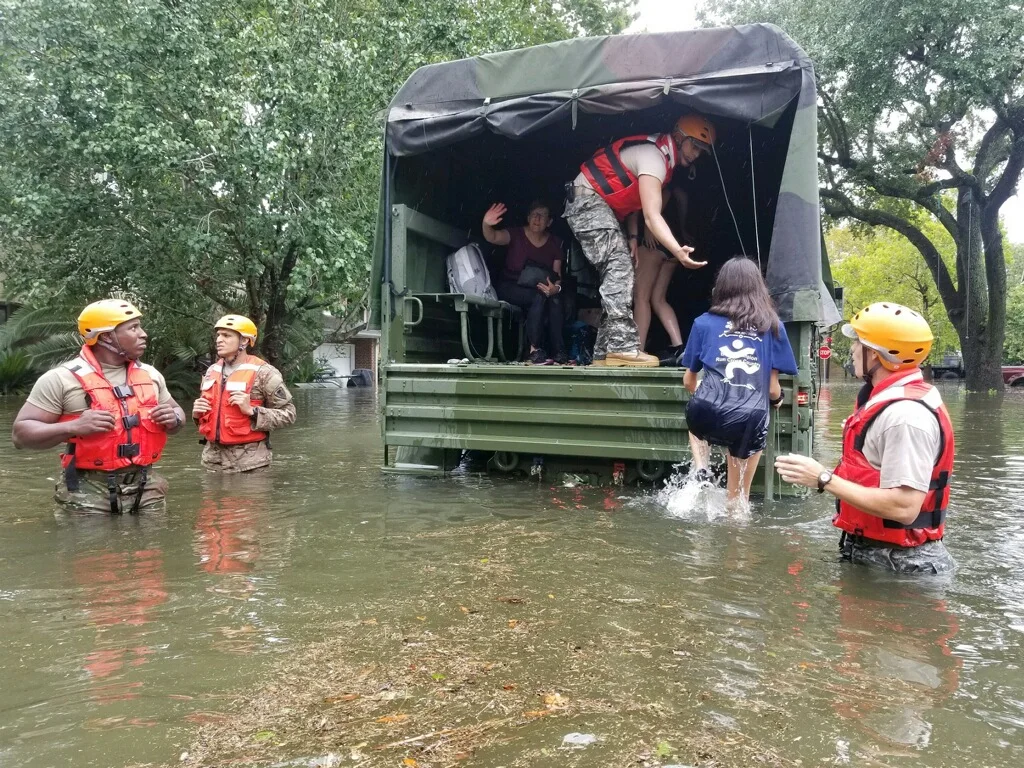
[{"xmin": 369, "ymin": 24, "xmax": 841, "ymax": 491}]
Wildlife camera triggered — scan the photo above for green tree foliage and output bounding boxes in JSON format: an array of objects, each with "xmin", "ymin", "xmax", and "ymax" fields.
[
  {"xmin": 0, "ymin": 0, "xmax": 634, "ymax": 368},
  {"xmin": 706, "ymin": 0, "xmax": 1024, "ymax": 390},
  {"xmin": 1005, "ymin": 244, "xmax": 1024, "ymax": 364},
  {"xmin": 827, "ymin": 223, "xmax": 960, "ymax": 365}
]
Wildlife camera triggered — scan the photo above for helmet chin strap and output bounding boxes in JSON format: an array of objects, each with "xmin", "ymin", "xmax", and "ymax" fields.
[
  {"xmin": 97, "ymin": 334, "xmax": 133, "ymax": 361},
  {"xmin": 223, "ymin": 341, "xmax": 248, "ymax": 367}
]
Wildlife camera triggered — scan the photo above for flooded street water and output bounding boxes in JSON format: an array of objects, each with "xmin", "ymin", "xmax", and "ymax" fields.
[{"xmin": 1, "ymin": 383, "xmax": 1023, "ymax": 767}]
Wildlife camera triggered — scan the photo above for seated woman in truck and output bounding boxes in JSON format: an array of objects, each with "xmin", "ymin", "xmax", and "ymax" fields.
[
  {"xmin": 482, "ymin": 200, "xmax": 567, "ymax": 365},
  {"xmin": 681, "ymin": 257, "xmax": 798, "ymax": 510}
]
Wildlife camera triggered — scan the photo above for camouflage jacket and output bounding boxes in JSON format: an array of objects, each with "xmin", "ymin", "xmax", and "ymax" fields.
[{"xmin": 199, "ymin": 362, "xmax": 296, "ymax": 473}]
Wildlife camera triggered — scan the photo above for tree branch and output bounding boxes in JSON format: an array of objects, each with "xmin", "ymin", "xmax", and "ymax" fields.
[
  {"xmin": 986, "ymin": 134, "xmax": 1024, "ymax": 210},
  {"xmin": 821, "ymin": 188, "xmax": 960, "ymax": 315}
]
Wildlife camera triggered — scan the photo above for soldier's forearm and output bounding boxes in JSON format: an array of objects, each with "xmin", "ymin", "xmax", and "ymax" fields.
[{"xmin": 12, "ymin": 419, "xmax": 76, "ymax": 450}]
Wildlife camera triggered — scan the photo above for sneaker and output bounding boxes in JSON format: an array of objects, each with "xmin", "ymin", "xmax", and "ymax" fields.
[
  {"xmin": 658, "ymin": 344, "xmax": 684, "ymax": 367},
  {"xmin": 528, "ymin": 349, "xmax": 553, "ymax": 365},
  {"xmin": 604, "ymin": 350, "xmax": 660, "ymax": 368},
  {"xmin": 553, "ymin": 351, "xmax": 569, "ymax": 365},
  {"xmin": 589, "ymin": 358, "xmax": 607, "ymax": 367}
]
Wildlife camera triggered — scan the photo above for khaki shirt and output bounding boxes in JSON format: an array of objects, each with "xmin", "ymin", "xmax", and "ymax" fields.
[
  {"xmin": 27, "ymin": 361, "xmax": 172, "ymax": 415},
  {"xmin": 199, "ymin": 360, "xmax": 296, "ymax": 473},
  {"xmin": 860, "ymin": 400, "xmax": 942, "ymax": 492}
]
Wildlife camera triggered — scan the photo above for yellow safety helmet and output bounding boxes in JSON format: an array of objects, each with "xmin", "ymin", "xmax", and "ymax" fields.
[
  {"xmin": 214, "ymin": 314, "xmax": 258, "ymax": 343},
  {"xmin": 78, "ymin": 299, "xmax": 143, "ymax": 345},
  {"xmin": 673, "ymin": 113, "xmax": 717, "ymax": 151},
  {"xmin": 842, "ymin": 302, "xmax": 934, "ymax": 371}
]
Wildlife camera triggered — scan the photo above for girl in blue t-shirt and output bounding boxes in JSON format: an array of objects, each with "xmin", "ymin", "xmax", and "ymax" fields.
[{"xmin": 680, "ymin": 257, "xmax": 798, "ymax": 507}]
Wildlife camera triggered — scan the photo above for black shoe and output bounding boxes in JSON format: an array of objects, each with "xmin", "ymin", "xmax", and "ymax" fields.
[
  {"xmin": 553, "ymin": 351, "xmax": 569, "ymax": 365},
  {"xmin": 658, "ymin": 344, "xmax": 684, "ymax": 367},
  {"xmin": 528, "ymin": 349, "xmax": 553, "ymax": 365}
]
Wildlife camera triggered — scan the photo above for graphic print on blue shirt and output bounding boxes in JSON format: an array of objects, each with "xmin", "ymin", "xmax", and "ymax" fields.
[{"xmin": 681, "ymin": 312, "xmax": 798, "ymax": 400}]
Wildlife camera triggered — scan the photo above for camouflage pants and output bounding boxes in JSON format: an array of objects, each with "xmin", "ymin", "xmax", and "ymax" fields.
[
  {"xmin": 564, "ymin": 189, "xmax": 638, "ymax": 357},
  {"xmin": 839, "ymin": 535, "xmax": 956, "ymax": 575},
  {"xmin": 55, "ymin": 467, "xmax": 168, "ymax": 514},
  {"xmin": 201, "ymin": 440, "xmax": 273, "ymax": 473}
]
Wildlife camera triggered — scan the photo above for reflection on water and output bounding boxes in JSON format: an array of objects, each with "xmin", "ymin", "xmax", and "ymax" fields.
[{"xmin": 0, "ymin": 386, "xmax": 1022, "ymax": 766}]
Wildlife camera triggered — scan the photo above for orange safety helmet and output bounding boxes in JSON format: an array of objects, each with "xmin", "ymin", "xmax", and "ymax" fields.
[
  {"xmin": 78, "ymin": 299, "xmax": 143, "ymax": 345},
  {"xmin": 842, "ymin": 302, "xmax": 934, "ymax": 371},
  {"xmin": 673, "ymin": 113, "xmax": 717, "ymax": 151},
  {"xmin": 214, "ymin": 314, "xmax": 258, "ymax": 344}
]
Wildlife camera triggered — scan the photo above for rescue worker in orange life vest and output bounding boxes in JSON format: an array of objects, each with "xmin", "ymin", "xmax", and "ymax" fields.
[
  {"xmin": 775, "ymin": 304, "xmax": 956, "ymax": 574},
  {"xmin": 192, "ymin": 315, "xmax": 295, "ymax": 473},
  {"xmin": 564, "ymin": 113, "xmax": 713, "ymax": 367},
  {"xmin": 11, "ymin": 299, "xmax": 186, "ymax": 514}
]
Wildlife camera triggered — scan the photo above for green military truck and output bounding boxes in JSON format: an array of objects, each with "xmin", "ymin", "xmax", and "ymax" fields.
[{"xmin": 369, "ymin": 24, "xmax": 840, "ymax": 492}]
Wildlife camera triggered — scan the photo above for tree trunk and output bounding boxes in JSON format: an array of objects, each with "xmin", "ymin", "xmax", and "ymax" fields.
[{"xmin": 953, "ymin": 193, "xmax": 1006, "ymax": 391}]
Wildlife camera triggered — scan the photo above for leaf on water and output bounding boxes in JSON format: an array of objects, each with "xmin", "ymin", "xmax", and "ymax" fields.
[
  {"xmin": 254, "ymin": 730, "xmax": 278, "ymax": 741},
  {"xmin": 403, "ymin": 759, "xmax": 418, "ymax": 767},
  {"xmin": 479, "ymin": 558, "xmax": 489, "ymax": 563},
  {"xmin": 502, "ymin": 683, "xmax": 517, "ymax": 691},
  {"xmin": 431, "ymin": 672, "xmax": 446, "ymax": 681},
  {"xmin": 459, "ymin": 605, "xmax": 478, "ymax": 614},
  {"xmin": 376, "ymin": 713, "xmax": 409, "ymax": 724},
  {"xmin": 523, "ymin": 710, "xmax": 552, "ymax": 718},
  {"xmin": 415, "ymin": 616, "xmax": 426, "ymax": 621},
  {"xmin": 655, "ymin": 740, "xmax": 676, "ymax": 757},
  {"xmin": 361, "ymin": 617, "xmax": 379, "ymax": 625},
  {"xmin": 323, "ymin": 693, "xmax": 359, "ymax": 703},
  {"xmin": 548, "ymin": 594, "xmax": 555, "ymax": 599},
  {"xmin": 507, "ymin": 620, "xmax": 519, "ymax": 629},
  {"xmin": 496, "ymin": 596, "xmax": 526, "ymax": 604}
]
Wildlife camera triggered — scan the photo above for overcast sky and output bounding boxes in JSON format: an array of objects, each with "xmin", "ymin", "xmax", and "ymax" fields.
[{"xmin": 629, "ymin": 0, "xmax": 1023, "ymax": 244}]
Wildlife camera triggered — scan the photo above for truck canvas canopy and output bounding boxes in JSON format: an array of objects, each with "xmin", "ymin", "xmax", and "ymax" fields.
[{"xmin": 372, "ymin": 23, "xmax": 840, "ymax": 330}]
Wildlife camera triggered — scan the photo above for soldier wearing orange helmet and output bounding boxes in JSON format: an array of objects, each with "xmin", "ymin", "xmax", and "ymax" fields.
[
  {"xmin": 775, "ymin": 303, "xmax": 956, "ymax": 574},
  {"xmin": 564, "ymin": 113, "xmax": 714, "ymax": 367},
  {"xmin": 192, "ymin": 314, "xmax": 295, "ymax": 472},
  {"xmin": 11, "ymin": 299, "xmax": 186, "ymax": 513}
]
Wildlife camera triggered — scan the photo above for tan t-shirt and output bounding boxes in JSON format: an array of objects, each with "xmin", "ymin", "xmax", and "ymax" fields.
[
  {"xmin": 861, "ymin": 400, "xmax": 942, "ymax": 492},
  {"xmin": 574, "ymin": 142, "xmax": 670, "ymax": 190},
  {"xmin": 26, "ymin": 361, "xmax": 172, "ymax": 416}
]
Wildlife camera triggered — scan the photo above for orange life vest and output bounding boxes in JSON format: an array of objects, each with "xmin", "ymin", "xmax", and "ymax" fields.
[
  {"xmin": 197, "ymin": 357, "xmax": 268, "ymax": 446},
  {"xmin": 832, "ymin": 370, "xmax": 955, "ymax": 547},
  {"xmin": 579, "ymin": 134, "xmax": 676, "ymax": 220},
  {"xmin": 59, "ymin": 345, "xmax": 167, "ymax": 471}
]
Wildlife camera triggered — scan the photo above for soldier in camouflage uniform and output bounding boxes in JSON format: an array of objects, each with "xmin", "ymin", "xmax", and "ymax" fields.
[
  {"xmin": 12, "ymin": 299, "xmax": 185, "ymax": 514},
  {"xmin": 564, "ymin": 114, "xmax": 714, "ymax": 366},
  {"xmin": 193, "ymin": 315, "xmax": 296, "ymax": 473}
]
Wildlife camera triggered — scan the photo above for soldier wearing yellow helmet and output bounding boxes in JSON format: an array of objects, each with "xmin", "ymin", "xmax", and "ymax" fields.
[
  {"xmin": 192, "ymin": 314, "xmax": 295, "ymax": 472},
  {"xmin": 775, "ymin": 303, "xmax": 956, "ymax": 574},
  {"xmin": 11, "ymin": 299, "xmax": 186, "ymax": 514}
]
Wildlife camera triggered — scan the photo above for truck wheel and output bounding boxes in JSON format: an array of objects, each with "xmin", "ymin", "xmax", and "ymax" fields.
[
  {"xmin": 940, "ymin": 371, "xmax": 961, "ymax": 381},
  {"xmin": 636, "ymin": 460, "xmax": 668, "ymax": 482},
  {"xmin": 493, "ymin": 451, "xmax": 520, "ymax": 472},
  {"xmin": 1011, "ymin": 378, "xmax": 1024, "ymax": 388}
]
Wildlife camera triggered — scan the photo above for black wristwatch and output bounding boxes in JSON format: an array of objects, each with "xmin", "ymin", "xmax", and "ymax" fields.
[
  {"xmin": 770, "ymin": 392, "xmax": 784, "ymax": 406},
  {"xmin": 817, "ymin": 470, "xmax": 833, "ymax": 493}
]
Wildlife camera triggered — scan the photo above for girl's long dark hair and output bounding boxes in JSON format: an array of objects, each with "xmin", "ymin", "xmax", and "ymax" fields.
[{"xmin": 709, "ymin": 256, "xmax": 781, "ymax": 337}]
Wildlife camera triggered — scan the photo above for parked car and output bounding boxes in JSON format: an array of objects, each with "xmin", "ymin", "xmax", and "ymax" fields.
[{"xmin": 1004, "ymin": 365, "xmax": 1024, "ymax": 387}]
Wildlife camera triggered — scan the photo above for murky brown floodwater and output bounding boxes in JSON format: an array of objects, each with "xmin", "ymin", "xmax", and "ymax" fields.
[{"xmin": 1, "ymin": 383, "xmax": 1023, "ymax": 767}]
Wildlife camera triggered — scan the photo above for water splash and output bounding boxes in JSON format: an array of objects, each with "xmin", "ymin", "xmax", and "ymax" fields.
[{"xmin": 656, "ymin": 466, "xmax": 750, "ymax": 522}]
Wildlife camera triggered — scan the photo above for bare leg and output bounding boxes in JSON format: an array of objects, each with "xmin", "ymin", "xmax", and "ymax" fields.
[
  {"xmin": 632, "ymin": 246, "xmax": 660, "ymax": 351},
  {"xmin": 726, "ymin": 451, "xmax": 762, "ymax": 509},
  {"xmin": 652, "ymin": 260, "xmax": 683, "ymax": 347},
  {"xmin": 689, "ymin": 431, "xmax": 711, "ymax": 471}
]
